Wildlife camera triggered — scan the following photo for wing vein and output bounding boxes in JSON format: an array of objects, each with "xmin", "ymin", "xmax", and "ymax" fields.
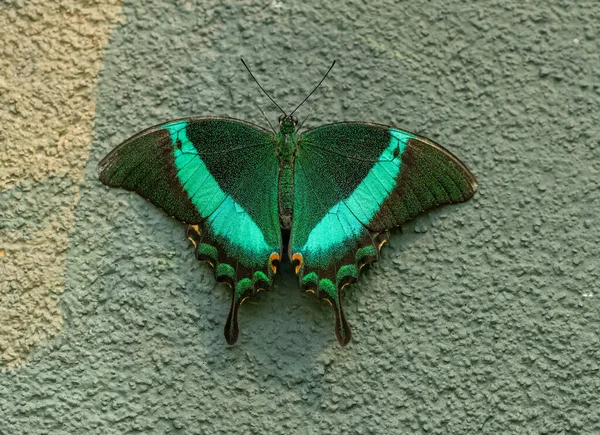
[{"xmin": 299, "ymin": 140, "xmax": 390, "ymax": 163}]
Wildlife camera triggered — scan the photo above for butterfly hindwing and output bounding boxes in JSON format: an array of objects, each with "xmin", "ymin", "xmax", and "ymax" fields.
[
  {"xmin": 291, "ymin": 122, "xmax": 478, "ymax": 344},
  {"xmin": 98, "ymin": 117, "xmax": 282, "ymax": 343}
]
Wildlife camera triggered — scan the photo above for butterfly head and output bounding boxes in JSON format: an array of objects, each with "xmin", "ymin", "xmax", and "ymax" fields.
[{"xmin": 278, "ymin": 114, "xmax": 298, "ymax": 134}]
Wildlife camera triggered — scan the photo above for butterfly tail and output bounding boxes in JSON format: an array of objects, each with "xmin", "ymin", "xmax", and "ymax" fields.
[
  {"xmin": 186, "ymin": 224, "xmax": 276, "ymax": 345},
  {"xmin": 224, "ymin": 276, "xmax": 257, "ymax": 345},
  {"xmin": 224, "ymin": 291, "xmax": 241, "ymax": 345},
  {"xmin": 333, "ymin": 297, "xmax": 352, "ymax": 346}
]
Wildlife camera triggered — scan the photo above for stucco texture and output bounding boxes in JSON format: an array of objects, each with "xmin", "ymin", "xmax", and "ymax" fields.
[{"xmin": 1, "ymin": 0, "xmax": 598, "ymax": 433}]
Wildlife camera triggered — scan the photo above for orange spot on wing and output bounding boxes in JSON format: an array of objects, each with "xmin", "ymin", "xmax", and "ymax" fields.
[
  {"xmin": 375, "ymin": 231, "xmax": 390, "ymax": 251},
  {"xmin": 186, "ymin": 225, "xmax": 201, "ymax": 246},
  {"xmin": 291, "ymin": 253, "xmax": 303, "ymax": 275},
  {"xmin": 269, "ymin": 252, "xmax": 280, "ymax": 274}
]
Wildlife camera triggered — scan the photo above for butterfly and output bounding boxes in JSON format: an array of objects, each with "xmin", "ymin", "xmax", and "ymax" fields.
[{"xmin": 97, "ymin": 60, "xmax": 478, "ymax": 346}]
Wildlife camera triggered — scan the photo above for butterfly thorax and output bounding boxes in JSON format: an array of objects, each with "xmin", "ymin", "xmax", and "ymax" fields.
[{"xmin": 276, "ymin": 128, "xmax": 298, "ymax": 230}]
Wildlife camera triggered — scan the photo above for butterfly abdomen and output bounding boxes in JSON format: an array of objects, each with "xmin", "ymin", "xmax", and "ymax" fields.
[
  {"xmin": 277, "ymin": 132, "xmax": 297, "ymax": 229},
  {"xmin": 278, "ymin": 163, "xmax": 294, "ymax": 229}
]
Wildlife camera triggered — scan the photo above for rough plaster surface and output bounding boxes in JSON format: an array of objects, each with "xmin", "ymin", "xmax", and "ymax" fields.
[
  {"xmin": 0, "ymin": 0, "xmax": 122, "ymax": 367},
  {"xmin": 1, "ymin": 0, "xmax": 599, "ymax": 434}
]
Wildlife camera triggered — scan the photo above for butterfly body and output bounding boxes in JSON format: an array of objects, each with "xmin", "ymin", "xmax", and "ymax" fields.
[
  {"xmin": 98, "ymin": 114, "xmax": 477, "ymax": 346},
  {"xmin": 275, "ymin": 117, "xmax": 299, "ymax": 230}
]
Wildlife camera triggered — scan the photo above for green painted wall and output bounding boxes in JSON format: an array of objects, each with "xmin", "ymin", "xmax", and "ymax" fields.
[{"xmin": 1, "ymin": 0, "xmax": 599, "ymax": 433}]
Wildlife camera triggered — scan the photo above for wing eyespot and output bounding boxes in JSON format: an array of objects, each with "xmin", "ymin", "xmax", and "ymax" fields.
[
  {"xmin": 292, "ymin": 253, "xmax": 303, "ymax": 275},
  {"xmin": 269, "ymin": 252, "xmax": 280, "ymax": 274}
]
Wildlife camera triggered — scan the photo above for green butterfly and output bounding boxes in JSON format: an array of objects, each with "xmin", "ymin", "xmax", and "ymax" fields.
[{"xmin": 97, "ymin": 61, "xmax": 477, "ymax": 345}]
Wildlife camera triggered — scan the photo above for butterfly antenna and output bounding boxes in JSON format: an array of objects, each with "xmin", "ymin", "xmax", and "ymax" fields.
[
  {"xmin": 289, "ymin": 60, "xmax": 336, "ymax": 117},
  {"xmin": 296, "ymin": 107, "xmax": 315, "ymax": 132},
  {"xmin": 296, "ymin": 87, "xmax": 326, "ymax": 132},
  {"xmin": 241, "ymin": 58, "xmax": 286, "ymax": 116},
  {"xmin": 252, "ymin": 97, "xmax": 276, "ymax": 133}
]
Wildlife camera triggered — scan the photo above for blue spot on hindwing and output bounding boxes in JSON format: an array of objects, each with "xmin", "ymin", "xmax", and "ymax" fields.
[
  {"xmin": 301, "ymin": 128, "xmax": 414, "ymax": 257},
  {"xmin": 163, "ymin": 121, "xmax": 271, "ymax": 262}
]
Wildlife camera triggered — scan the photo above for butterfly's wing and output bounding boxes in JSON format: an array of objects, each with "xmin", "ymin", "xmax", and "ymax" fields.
[
  {"xmin": 291, "ymin": 122, "xmax": 478, "ymax": 345},
  {"xmin": 98, "ymin": 117, "xmax": 281, "ymax": 344}
]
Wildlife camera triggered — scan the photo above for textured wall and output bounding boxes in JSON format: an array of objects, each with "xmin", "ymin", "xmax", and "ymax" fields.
[
  {"xmin": 0, "ymin": 0, "xmax": 122, "ymax": 367},
  {"xmin": 1, "ymin": 0, "xmax": 599, "ymax": 434}
]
